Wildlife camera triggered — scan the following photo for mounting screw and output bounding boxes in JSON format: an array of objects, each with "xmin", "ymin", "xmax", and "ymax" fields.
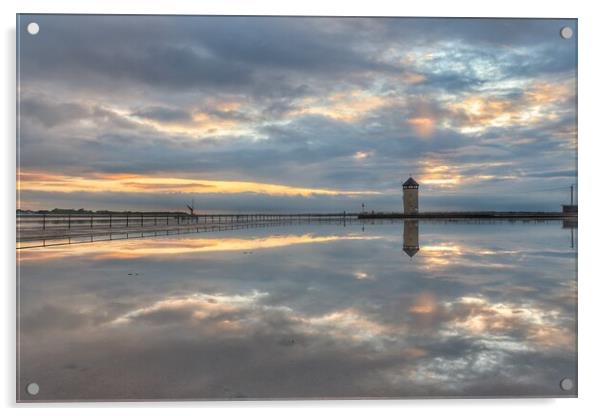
[
  {"xmin": 559, "ymin": 377, "xmax": 574, "ymax": 391},
  {"xmin": 26, "ymin": 382, "xmax": 40, "ymax": 396},
  {"xmin": 27, "ymin": 22, "xmax": 40, "ymax": 35},
  {"xmin": 560, "ymin": 26, "xmax": 573, "ymax": 40}
]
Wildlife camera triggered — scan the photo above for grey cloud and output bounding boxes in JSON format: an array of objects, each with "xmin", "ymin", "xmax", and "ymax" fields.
[
  {"xmin": 19, "ymin": 15, "xmax": 395, "ymax": 94},
  {"xmin": 20, "ymin": 98, "xmax": 91, "ymax": 128},
  {"xmin": 373, "ymin": 17, "xmax": 576, "ymax": 49},
  {"xmin": 20, "ymin": 304, "xmax": 92, "ymax": 333},
  {"xmin": 131, "ymin": 106, "xmax": 192, "ymax": 122},
  {"xmin": 20, "ymin": 97, "xmax": 139, "ymax": 130},
  {"xmin": 18, "ymin": 16, "xmax": 577, "ymax": 100},
  {"xmin": 527, "ymin": 170, "xmax": 577, "ymax": 178},
  {"xmin": 187, "ymin": 17, "xmax": 397, "ymax": 73}
]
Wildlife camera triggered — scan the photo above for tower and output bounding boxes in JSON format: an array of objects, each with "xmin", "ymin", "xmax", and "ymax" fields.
[{"xmin": 403, "ymin": 176, "xmax": 419, "ymax": 214}]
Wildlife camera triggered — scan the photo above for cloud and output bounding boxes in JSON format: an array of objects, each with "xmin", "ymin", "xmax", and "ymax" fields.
[
  {"xmin": 20, "ymin": 96, "xmax": 140, "ymax": 130},
  {"xmin": 18, "ymin": 171, "xmax": 380, "ymax": 199},
  {"xmin": 20, "ymin": 98, "xmax": 91, "ymax": 128},
  {"xmin": 17, "ymin": 15, "xmax": 577, "ymax": 212},
  {"xmin": 130, "ymin": 106, "xmax": 192, "ymax": 123}
]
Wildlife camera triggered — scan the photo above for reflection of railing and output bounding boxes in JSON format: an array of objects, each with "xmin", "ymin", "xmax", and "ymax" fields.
[
  {"xmin": 16, "ymin": 213, "xmax": 355, "ymax": 248},
  {"xmin": 16, "ymin": 218, "xmax": 361, "ymax": 250}
]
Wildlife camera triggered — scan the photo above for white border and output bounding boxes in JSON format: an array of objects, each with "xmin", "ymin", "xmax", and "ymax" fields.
[{"xmin": 3, "ymin": 0, "xmax": 601, "ymax": 414}]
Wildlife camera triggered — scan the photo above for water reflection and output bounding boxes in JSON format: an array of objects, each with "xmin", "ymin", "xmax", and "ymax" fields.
[
  {"xmin": 403, "ymin": 220, "xmax": 420, "ymax": 258},
  {"xmin": 562, "ymin": 219, "xmax": 577, "ymax": 249},
  {"xmin": 18, "ymin": 233, "xmax": 380, "ymax": 262},
  {"xmin": 17, "ymin": 221, "xmax": 577, "ymax": 400}
]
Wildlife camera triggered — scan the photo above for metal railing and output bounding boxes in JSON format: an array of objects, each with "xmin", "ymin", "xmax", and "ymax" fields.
[
  {"xmin": 16, "ymin": 212, "xmax": 355, "ymax": 232},
  {"xmin": 15, "ymin": 212, "xmax": 358, "ymax": 249},
  {"xmin": 18, "ymin": 213, "xmax": 197, "ymax": 231}
]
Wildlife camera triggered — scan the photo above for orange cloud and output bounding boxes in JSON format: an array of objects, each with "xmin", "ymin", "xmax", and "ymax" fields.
[
  {"xmin": 18, "ymin": 171, "xmax": 379, "ymax": 198},
  {"xmin": 418, "ymin": 162, "xmax": 461, "ymax": 187},
  {"xmin": 293, "ymin": 90, "xmax": 388, "ymax": 122},
  {"xmin": 448, "ymin": 80, "xmax": 573, "ymax": 133},
  {"xmin": 416, "ymin": 160, "xmax": 518, "ymax": 189},
  {"xmin": 525, "ymin": 82, "xmax": 571, "ymax": 106},
  {"xmin": 410, "ymin": 292, "xmax": 438, "ymax": 315},
  {"xmin": 353, "ymin": 151, "xmax": 373, "ymax": 160},
  {"xmin": 403, "ymin": 72, "xmax": 426, "ymax": 85},
  {"xmin": 406, "ymin": 101, "xmax": 437, "ymax": 138},
  {"xmin": 127, "ymin": 99, "xmax": 253, "ymax": 137},
  {"xmin": 408, "ymin": 117, "xmax": 435, "ymax": 138}
]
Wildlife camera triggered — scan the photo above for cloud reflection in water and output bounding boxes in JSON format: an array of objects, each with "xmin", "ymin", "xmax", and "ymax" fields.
[{"xmin": 17, "ymin": 221, "xmax": 576, "ymax": 400}]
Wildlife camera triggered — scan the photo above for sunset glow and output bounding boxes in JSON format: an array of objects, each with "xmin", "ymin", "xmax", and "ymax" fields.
[
  {"xmin": 18, "ymin": 233, "xmax": 382, "ymax": 262},
  {"xmin": 18, "ymin": 171, "xmax": 379, "ymax": 197}
]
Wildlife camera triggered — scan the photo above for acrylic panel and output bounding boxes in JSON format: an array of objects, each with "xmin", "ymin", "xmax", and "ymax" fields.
[{"xmin": 16, "ymin": 15, "xmax": 578, "ymax": 401}]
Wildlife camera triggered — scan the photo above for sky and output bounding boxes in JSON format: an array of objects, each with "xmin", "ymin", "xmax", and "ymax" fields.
[{"xmin": 17, "ymin": 15, "xmax": 577, "ymax": 213}]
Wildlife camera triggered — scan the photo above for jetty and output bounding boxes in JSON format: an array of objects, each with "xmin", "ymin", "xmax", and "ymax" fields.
[{"xmin": 16, "ymin": 212, "xmax": 353, "ymax": 248}]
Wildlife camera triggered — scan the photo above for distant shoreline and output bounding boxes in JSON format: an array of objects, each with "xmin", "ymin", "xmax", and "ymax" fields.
[
  {"xmin": 16, "ymin": 210, "xmax": 578, "ymax": 220},
  {"xmin": 358, "ymin": 211, "xmax": 577, "ymax": 220}
]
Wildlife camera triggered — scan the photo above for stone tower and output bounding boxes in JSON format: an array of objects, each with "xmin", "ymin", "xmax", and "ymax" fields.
[{"xmin": 403, "ymin": 177, "xmax": 419, "ymax": 214}]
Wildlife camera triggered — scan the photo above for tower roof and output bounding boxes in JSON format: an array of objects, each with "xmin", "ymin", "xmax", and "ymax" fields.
[
  {"xmin": 403, "ymin": 177, "xmax": 419, "ymax": 187},
  {"xmin": 403, "ymin": 246, "xmax": 420, "ymax": 257}
]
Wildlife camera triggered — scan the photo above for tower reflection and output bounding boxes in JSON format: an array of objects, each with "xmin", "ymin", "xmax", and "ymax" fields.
[
  {"xmin": 403, "ymin": 220, "xmax": 420, "ymax": 258},
  {"xmin": 562, "ymin": 219, "xmax": 578, "ymax": 249}
]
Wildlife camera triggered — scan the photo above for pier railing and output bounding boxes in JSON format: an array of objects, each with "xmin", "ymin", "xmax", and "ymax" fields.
[
  {"xmin": 17, "ymin": 212, "xmax": 353, "ymax": 232},
  {"xmin": 16, "ymin": 215, "xmax": 358, "ymax": 249},
  {"xmin": 18, "ymin": 213, "xmax": 184, "ymax": 231},
  {"xmin": 16, "ymin": 213, "xmax": 356, "ymax": 245}
]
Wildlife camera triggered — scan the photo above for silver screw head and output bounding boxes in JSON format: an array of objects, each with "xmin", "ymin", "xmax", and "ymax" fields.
[
  {"xmin": 26, "ymin": 382, "xmax": 40, "ymax": 396},
  {"xmin": 560, "ymin": 377, "xmax": 574, "ymax": 391},
  {"xmin": 560, "ymin": 26, "xmax": 573, "ymax": 40},
  {"xmin": 27, "ymin": 22, "xmax": 40, "ymax": 35}
]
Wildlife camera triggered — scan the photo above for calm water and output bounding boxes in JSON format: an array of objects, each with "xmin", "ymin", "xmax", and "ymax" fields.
[{"xmin": 17, "ymin": 220, "xmax": 577, "ymax": 400}]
